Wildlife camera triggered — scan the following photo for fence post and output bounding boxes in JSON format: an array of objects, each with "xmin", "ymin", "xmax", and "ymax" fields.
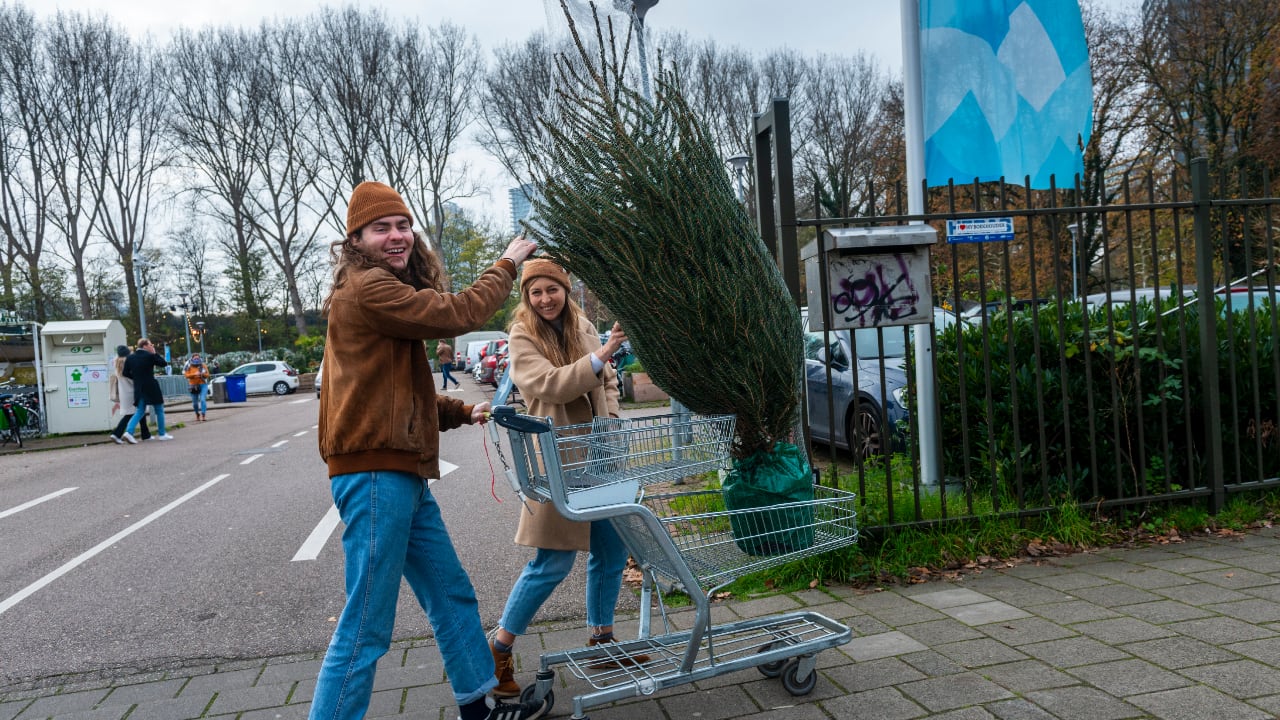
[{"xmin": 1191, "ymin": 157, "xmax": 1225, "ymax": 513}]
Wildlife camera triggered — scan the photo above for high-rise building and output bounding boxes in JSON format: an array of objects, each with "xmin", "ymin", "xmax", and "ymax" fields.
[{"xmin": 509, "ymin": 183, "xmax": 536, "ymax": 234}]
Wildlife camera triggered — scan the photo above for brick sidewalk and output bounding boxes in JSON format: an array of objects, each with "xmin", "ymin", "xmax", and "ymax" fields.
[{"xmin": 7, "ymin": 528, "xmax": 1280, "ymax": 719}]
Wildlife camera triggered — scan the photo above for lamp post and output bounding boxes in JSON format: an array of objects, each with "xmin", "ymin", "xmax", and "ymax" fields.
[
  {"xmin": 255, "ymin": 319, "xmax": 263, "ymax": 354},
  {"xmin": 725, "ymin": 153, "xmax": 750, "ymax": 205},
  {"xmin": 195, "ymin": 321, "xmax": 206, "ymax": 357},
  {"xmin": 175, "ymin": 292, "xmax": 193, "ymax": 359},
  {"xmin": 132, "ymin": 257, "xmax": 151, "ymax": 339},
  {"xmin": 625, "ymin": 0, "xmax": 660, "ymax": 101}
]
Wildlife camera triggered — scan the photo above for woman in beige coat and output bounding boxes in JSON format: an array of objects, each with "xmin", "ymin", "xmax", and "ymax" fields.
[{"xmin": 488, "ymin": 259, "xmax": 647, "ymax": 698}]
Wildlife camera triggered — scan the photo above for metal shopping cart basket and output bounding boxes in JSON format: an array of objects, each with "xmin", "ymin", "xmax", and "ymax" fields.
[{"xmin": 491, "ymin": 406, "xmax": 859, "ymax": 720}]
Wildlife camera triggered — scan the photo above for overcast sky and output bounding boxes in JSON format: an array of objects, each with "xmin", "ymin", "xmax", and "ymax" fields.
[{"xmin": 35, "ymin": 0, "xmax": 1138, "ymax": 226}]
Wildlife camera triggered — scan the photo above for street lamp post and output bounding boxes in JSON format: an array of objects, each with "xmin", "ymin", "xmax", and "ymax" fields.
[
  {"xmin": 725, "ymin": 153, "xmax": 750, "ymax": 205},
  {"xmin": 176, "ymin": 292, "xmax": 193, "ymax": 359},
  {"xmin": 195, "ymin": 321, "xmax": 206, "ymax": 357},
  {"xmin": 133, "ymin": 258, "xmax": 151, "ymax": 339},
  {"xmin": 255, "ymin": 319, "xmax": 263, "ymax": 354}
]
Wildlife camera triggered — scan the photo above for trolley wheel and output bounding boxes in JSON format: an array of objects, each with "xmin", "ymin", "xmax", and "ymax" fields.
[
  {"xmin": 781, "ymin": 659, "xmax": 818, "ymax": 696},
  {"xmin": 518, "ymin": 683, "xmax": 555, "ymax": 714},
  {"xmin": 755, "ymin": 644, "xmax": 786, "ymax": 678}
]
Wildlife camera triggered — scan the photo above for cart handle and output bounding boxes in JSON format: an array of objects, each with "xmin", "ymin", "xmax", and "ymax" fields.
[{"xmin": 491, "ymin": 405, "xmax": 552, "ymax": 434}]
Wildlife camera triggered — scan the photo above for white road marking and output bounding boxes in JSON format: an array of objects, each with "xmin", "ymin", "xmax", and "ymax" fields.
[
  {"xmin": 292, "ymin": 430, "xmax": 308, "ymax": 437},
  {"xmin": 311, "ymin": 424, "xmax": 318, "ymax": 429},
  {"xmin": 0, "ymin": 474, "xmax": 231, "ymax": 616},
  {"xmin": 291, "ymin": 462, "xmax": 457, "ymax": 562},
  {"xmin": 241, "ymin": 454, "xmax": 263, "ymax": 465},
  {"xmin": 289, "ymin": 398, "xmax": 310, "ymax": 405},
  {"xmin": 271, "ymin": 440, "xmax": 288, "ymax": 448},
  {"xmin": 0, "ymin": 488, "xmax": 78, "ymax": 520}
]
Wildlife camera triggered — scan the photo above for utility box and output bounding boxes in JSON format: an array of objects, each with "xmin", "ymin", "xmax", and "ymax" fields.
[
  {"xmin": 40, "ymin": 320, "xmax": 126, "ymax": 434},
  {"xmin": 802, "ymin": 226, "xmax": 936, "ymax": 330}
]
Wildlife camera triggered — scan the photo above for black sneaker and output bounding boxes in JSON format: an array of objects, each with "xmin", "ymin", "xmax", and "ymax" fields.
[{"xmin": 484, "ymin": 697, "xmax": 549, "ymax": 720}]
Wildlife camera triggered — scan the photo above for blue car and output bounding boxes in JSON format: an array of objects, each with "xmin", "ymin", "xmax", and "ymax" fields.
[{"xmin": 802, "ymin": 308, "xmax": 961, "ymax": 461}]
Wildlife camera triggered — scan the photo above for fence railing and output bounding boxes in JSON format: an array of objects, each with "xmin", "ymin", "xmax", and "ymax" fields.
[{"xmin": 771, "ymin": 150, "xmax": 1279, "ymax": 533}]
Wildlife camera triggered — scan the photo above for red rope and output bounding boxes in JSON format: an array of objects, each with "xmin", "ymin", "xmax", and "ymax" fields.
[{"xmin": 483, "ymin": 428, "xmax": 502, "ymax": 503}]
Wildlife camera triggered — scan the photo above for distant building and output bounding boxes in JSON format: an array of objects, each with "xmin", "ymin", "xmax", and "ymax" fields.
[{"xmin": 509, "ymin": 183, "xmax": 536, "ymax": 234}]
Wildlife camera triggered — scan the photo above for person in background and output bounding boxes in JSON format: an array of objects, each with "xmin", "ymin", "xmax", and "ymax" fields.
[
  {"xmin": 310, "ymin": 181, "xmax": 543, "ymax": 720},
  {"xmin": 121, "ymin": 338, "xmax": 173, "ymax": 443},
  {"xmin": 109, "ymin": 344, "xmax": 151, "ymax": 444},
  {"xmin": 184, "ymin": 353, "xmax": 210, "ymax": 421},
  {"xmin": 436, "ymin": 339, "xmax": 461, "ymax": 391},
  {"xmin": 487, "ymin": 259, "xmax": 645, "ymax": 699}
]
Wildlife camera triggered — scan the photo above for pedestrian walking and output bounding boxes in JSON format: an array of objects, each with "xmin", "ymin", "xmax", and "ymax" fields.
[
  {"xmin": 184, "ymin": 354, "xmax": 210, "ymax": 421},
  {"xmin": 437, "ymin": 339, "xmax": 461, "ymax": 391},
  {"xmin": 121, "ymin": 339, "xmax": 173, "ymax": 443},
  {"xmin": 310, "ymin": 181, "xmax": 543, "ymax": 720},
  {"xmin": 487, "ymin": 260, "xmax": 644, "ymax": 698},
  {"xmin": 109, "ymin": 345, "xmax": 151, "ymax": 443}
]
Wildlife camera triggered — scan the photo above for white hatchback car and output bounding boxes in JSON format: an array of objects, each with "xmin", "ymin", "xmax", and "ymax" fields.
[{"xmin": 213, "ymin": 361, "xmax": 300, "ymax": 396}]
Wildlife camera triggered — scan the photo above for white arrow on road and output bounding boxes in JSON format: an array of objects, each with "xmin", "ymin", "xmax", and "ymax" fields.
[{"xmin": 290, "ymin": 460, "xmax": 458, "ymax": 562}]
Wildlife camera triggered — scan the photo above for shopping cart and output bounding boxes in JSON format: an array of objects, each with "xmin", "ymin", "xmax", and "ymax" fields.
[{"xmin": 491, "ymin": 406, "xmax": 859, "ymax": 720}]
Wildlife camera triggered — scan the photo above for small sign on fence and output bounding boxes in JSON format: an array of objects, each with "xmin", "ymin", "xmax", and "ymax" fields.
[{"xmin": 946, "ymin": 218, "xmax": 1015, "ymax": 243}]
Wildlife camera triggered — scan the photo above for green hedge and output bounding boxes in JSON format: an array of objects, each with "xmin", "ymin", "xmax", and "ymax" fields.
[{"xmin": 933, "ymin": 296, "xmax": 1278, "ymax": 504}]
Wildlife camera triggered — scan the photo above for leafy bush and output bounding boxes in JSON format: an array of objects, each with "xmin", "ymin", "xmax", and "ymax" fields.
[{"xmin": 934, "ymin": 296, "xmax": 1278, "ymax": 504}]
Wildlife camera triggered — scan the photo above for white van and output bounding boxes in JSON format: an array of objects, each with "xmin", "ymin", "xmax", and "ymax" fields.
[{"xmin": 453, "ymin": 330, "xmax": 508, "ymax": 372}]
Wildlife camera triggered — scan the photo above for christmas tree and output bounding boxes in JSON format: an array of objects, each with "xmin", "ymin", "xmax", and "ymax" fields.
[{"xmin": 525, "ymin": 2, "xmax": 803, "ymax": 464}]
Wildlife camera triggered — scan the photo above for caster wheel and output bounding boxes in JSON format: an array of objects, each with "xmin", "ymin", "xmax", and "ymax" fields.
[
  {"xmin": 518, "ymin": 683, "xmax": 555, "ymax": 714},
  {"xmin": 781, "ymin": 659, "xmax": 818, "ymax": 696},
  {"xmin": 756, "ymin": 644, "xmax": 786, "ymax": 678}
]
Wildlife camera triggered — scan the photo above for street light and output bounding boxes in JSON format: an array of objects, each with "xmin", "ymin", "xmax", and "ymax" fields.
[
  {"xmin": 255, "ymin": 319, "xmax": 263, "ymax": 354},
  {"xmin": 171, "ymin": 292, "xmax": 193, "ymax": 359},
  {"xmin": 195, "ymin": 321, "xmax": 206, "ymax": 357},
  {"xmin": 725, "ymin": 153, "xmax": 750, "ymax": 205},
  {"xmin": 132, "ymin": 257, "xmax": 152, "ymax": 339}
]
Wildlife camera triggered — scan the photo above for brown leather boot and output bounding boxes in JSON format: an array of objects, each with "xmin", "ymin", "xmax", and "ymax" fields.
[
  {"xmin": 586, "ymin": 634, "xmax": 651, "ymax": 669},
  {"xmin": 490, "ymin": 639, "xmax": 521, "ymax": 698}
]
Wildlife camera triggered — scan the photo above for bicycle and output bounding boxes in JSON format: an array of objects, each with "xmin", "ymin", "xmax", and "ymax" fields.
[{"xmin": 0, "ymin": 393, "xmax": 23, "ymax": 448}]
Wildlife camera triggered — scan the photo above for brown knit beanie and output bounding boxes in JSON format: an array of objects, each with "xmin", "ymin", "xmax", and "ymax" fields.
[
  {"xmin": 520, "ymin": 259, "xmax": 571, "ymax": 294},
  {"xmin": 346, "ymin": 181, "xmax": 414, "ymax": 236}
]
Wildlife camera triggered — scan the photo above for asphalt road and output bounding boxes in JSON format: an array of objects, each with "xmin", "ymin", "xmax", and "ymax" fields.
[{"xmin": 0, "ymin": 377, "xmax": 630, "ymax": 687}]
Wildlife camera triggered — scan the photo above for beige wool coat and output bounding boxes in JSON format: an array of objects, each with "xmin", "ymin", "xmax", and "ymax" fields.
[{"xmin": 509, "ymin": 315, "xmax": 620, "ymax": 551}]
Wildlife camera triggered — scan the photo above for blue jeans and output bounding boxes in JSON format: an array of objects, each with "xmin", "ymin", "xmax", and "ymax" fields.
[
  {"xmin": 499, "ymin": 520, "xmax": 628, "ymax": 635},
  {"xmin": 309, "ymin": 471, "xmax": 495, "ymax": 720},
  {"xmin": 190, "ymin": 385, "xmax": 207, "ymax": 415},
  {"xmin": 440, "ymin": 362, "xmax": 458, "ymax": 389},
  {"xmin": 125, "ymin": 401, "xmax": 165, "ymax": 436}
]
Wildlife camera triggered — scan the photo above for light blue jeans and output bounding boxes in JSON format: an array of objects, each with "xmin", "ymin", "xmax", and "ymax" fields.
[
  {"xmin": 125, "ymin": 401, "xmax": 165, "ymax": 436},
  {"xmin": 309, "ymin": 471, "xmax": 496, "ymax": 720},
  {"xmin": 190, "ymin": 384, "xmax": 207, "ymax": 415},
  {"xmin": 499, "ymin": 519, "xmax": 629, "ymax": 635}
]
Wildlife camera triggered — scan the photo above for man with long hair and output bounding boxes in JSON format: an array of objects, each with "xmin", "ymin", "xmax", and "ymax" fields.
[{"xmin": 311, "ymin": 181, "xmax": 544, "ymax": 720}]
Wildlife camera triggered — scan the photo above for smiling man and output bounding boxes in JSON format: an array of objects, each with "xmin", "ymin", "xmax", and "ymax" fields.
[{"xmin": 312, "ymin": 181, "xmax": 545, "ymax": 720}]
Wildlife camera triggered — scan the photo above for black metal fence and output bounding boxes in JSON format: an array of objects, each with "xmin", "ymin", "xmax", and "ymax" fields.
[{"xmin": 758, "ymin": 109, "xmax": 1280, "ymax": 533}]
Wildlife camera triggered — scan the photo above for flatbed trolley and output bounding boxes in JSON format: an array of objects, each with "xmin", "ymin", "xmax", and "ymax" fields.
[{"xmin": 491, "ymin": 406, "xmax": 859, "ymax": 719}]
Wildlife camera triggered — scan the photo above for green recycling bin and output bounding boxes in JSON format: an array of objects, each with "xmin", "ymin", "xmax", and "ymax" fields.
[{"xmin": 226, "ymin": 374, "xmax": 247, "ymax": 402}]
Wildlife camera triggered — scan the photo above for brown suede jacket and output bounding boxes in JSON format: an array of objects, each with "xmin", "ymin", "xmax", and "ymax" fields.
[{"xmin": 318, "ymin": 259, "xmax": 516, "ymax": 479}]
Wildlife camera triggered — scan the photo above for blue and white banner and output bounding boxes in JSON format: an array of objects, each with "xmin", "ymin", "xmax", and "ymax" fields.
[{"xmin": 920, "ymin": 0, "xmax": 1092, "ymax": 188}]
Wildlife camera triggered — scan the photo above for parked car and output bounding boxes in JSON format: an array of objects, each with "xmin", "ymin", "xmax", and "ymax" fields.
[
  {"xmin": 802, "ymin": 307, "xmax": 964, "ymax": 461},
  {"xmin": 474, "ymin": 340, "xmax": 508, "ymax": 386},
  {"xmin": 314, "ymin": 360, "xmax": 323, "ymax": 398},
  {"xmin": 453, "ymin": 330, "xmax": 508, "ymax": 372},
  {"xmin": 211, "ymin": 360, "xmax": 299, "ymax": 396}
]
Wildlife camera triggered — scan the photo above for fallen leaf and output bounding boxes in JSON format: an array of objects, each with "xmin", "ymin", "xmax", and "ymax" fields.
[{"xmin": 809, "ymin": 578, "xmax": 820, "ymax": 589}]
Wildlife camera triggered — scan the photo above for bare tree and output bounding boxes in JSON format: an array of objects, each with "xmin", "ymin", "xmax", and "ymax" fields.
[
  {"xmin": 166, "ymin": 26, "xmax": 267, "ymax": 318},
  {"xmin": 300, "ymin": 7, "xmax": 396, "ymax": 234},
  {"xmin": 795, "ymin": 53, "xmax": 889, "ymax": 220},
  {"xmin": 380, "ymin": 21, "xmax": 483, "ymax": 251},
  {"xmin": 0, "ymin": 6, "xmax": 53, "ymax": 322},
  {"xmin": 88, "ymin": 27, "xmax": 168, "ymax": 333},
  {"xmin": 242, "ymin": 21, "xmax": 331, "ymax": 336},
  {"xmin": 475, "ymin": 33, "xmax": 559, "ymax": 187}
]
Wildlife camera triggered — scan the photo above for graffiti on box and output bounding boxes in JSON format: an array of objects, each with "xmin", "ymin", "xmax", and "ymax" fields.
[{"xmin": 828, "ymin": 252, "xmax": 926, "ymax": 328}]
